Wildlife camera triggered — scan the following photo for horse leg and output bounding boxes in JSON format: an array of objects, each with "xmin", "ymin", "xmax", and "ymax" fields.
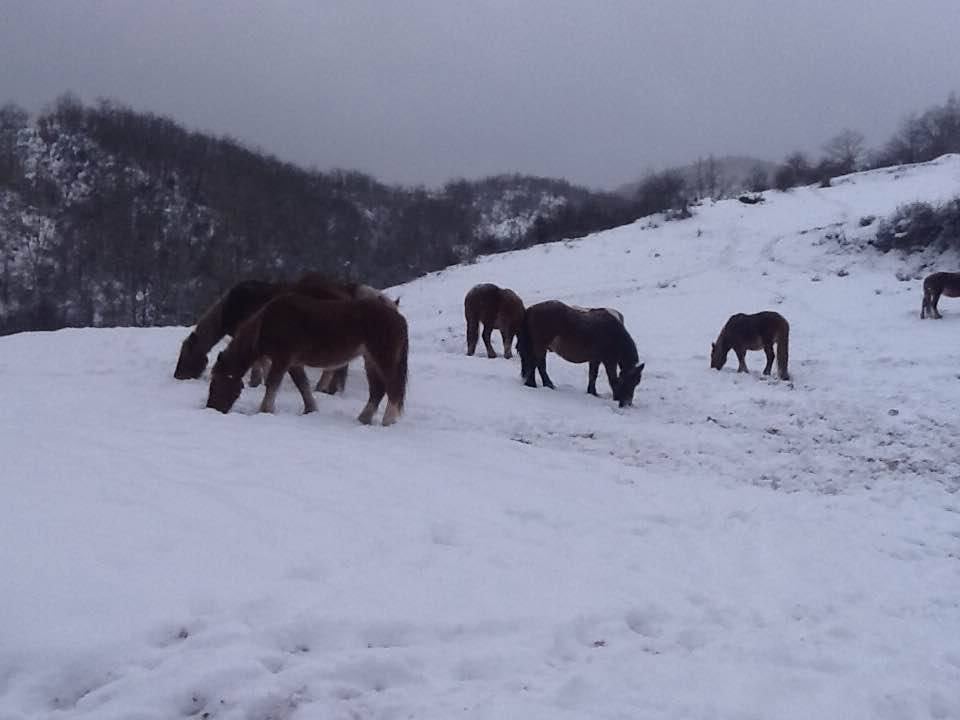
[
  {"xmin": 735, "ymin": 347, "xmax": 749, "ymax": 373},
  {"xmin": 501, "ymin": 329, "xmax": 514, "ymax": 359},
  {"xmin": 316, "ymin": 369, "xmax": 338, "ymax": 394},
  {"xmin": 932, "ymin": 290, "xmax": 943, "ymax": 319},
  {"xmin": 249, "ymin": 357, "xmax": 268, "ymax": 387},
  {"xmin": 357, "ymin": 357, "xmax": 386, "ymax": 425},
  {"xmin": 537, "ymin": 355, "xmax": 555, "ymax": 389},
  {"xmin": 381, "ymin": 362, "xmax": 404, "ymax": 427},
  {"xmin": 288, "ymin": 366, "xmax": 318, "ymax": 414},
  {"xmin": 762, "ymin": 342, "xmax": 775, "ymax": 375},
  {"xmin": 481, "ymin": 323, "xmax": 497, "ymax": 358},
  {"xmin": 587, "ymin": 360, "xmax": 600, "ymax": 395},
  {"xmin": 249, "ymin": 360, "xmax": 263, "ymax": 387},
  {"xmin": 259, "ymin": 359, "xmax": 288, "ymax": 413},
  {"xmin": 603, "ymin": 359, "xmax": 620, "ymax": 396},
  {"xmin": 523, "ymin": 343, "xmax": 542, "ymax": 387},
  {"xmin": 332, "ymin": 365, "xmax": 348, "ymax": 393}
]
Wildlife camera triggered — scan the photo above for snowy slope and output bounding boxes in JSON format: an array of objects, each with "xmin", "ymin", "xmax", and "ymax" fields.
[{"xmin": 2, "ymin": 156, "xmax": 960, "ymax": 720}]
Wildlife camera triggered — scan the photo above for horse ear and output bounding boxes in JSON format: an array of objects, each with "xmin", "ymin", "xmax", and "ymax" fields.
[
  {"xmin": 394, "ymin": 296, "xmax": 401, "ymax": 307},
  {"xmin": 638, "ymin": 363, "xmax": 645, "ymax": 372}
]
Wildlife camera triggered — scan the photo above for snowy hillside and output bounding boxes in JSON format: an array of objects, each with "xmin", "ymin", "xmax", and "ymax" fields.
[{"xmin": 2, "ymin": 156, "xmax": 960, "ymax": 720}]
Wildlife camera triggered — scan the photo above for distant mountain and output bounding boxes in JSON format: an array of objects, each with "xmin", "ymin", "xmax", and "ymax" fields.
[
  {"xmin": 615, "ymin": 155, "xmax": 777, "ymax": 200},
  {"xmin": 0, "ymin": 96, "xmax": 639, "ymax": 334}
]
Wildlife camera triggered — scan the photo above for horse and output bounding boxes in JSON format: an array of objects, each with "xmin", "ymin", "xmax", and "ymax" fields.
[
  {"xmin": 174, "ymin": 279, "xmax": 282, "ymax": 383},
  {"xmin": 205, "ymin": 293, "xmax": 408, "ymax": 426},
  {"xmin": 464, "ymin": 283, "xmax": 525, "ymax": 359},
  {"xmin": 174, "ymin": 275, "xmax": 395, "ymax": 391},
  {"xmin": 710, "ymin": 311, "xmax": 790, "ymax": 380},
  {"xmin": 920, "ymin": 272, "xmax": 960, "ymax": 319},
  {"xmin": 516, "ymin": 300, "xmax": 644, "ymax": 408}
]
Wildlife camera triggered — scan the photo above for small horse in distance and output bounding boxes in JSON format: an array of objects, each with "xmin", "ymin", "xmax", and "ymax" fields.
[
  {"xmin": 206, "ymin": 293, "xmax": 408, "ymax": 426},
  {"xmin": 920, "ymin": 272, "xmax": 960, "ymax": 319},
  {"xmin": 710, "ymin": 311, "xmax": 790, "ymax": 380},
  {"xmin": 516, "ymin": 300, "xmax": 644, "ymax": 408},
  {"xmin": 464, "ymin": 283, "xmax": 525, "ymax": 359}
]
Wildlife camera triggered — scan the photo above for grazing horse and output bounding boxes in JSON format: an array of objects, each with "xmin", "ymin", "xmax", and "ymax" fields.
[
  {"xmin": 174, "ymin": 275, "xmax": 395, "ymax": 391},
  {"xmin": 920, "ymin": 272, "xmax": 960, "ymax": 319},
  {"xmin": 710, "ymin": 311, "xmax": 790, "ymax": 380},
  {"xmin": 174, "ymin": 279, "xmax": 282, "ymax": 383},
  {"xmin": 516, "ymin": 300, "xmax": 645, "ymax": 408},
  {"xmin": 206, "ymin": 293, "xmax": 408, "ymax": 426},
  {"xmin": 464, "ymin": 283, "xmax": 525, "ymax": 359}
]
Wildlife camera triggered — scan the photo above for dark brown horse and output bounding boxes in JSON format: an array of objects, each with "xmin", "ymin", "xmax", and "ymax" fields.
[
  {"xmin": 174, "ymin": 275, "xmax": 394, "ymax": 391},
  {"xmin": 464, "ymin": 283, "xmax": 525, "ymax": 359},
  {"xmin": 920, "ymin": 272, "xmax": 960, "ymax": 319},
  {"xmin": 516, "ymin": 300, "xmax": 644, "ymax": 408},
  {"xmin": 206, "ymin": 293, "xmax": 408, "ymax": 425},
  {"xmin": 710, "ymin": 311, "xmax": 790, "ymax": 380}
]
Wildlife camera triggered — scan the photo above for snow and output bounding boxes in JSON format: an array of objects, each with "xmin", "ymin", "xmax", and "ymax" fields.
[{"xmin": 2, "ymin": 156, "xmax": 960, "ymax": 719}]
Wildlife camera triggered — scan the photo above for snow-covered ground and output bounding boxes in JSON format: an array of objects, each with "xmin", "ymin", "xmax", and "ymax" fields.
[{"xmin": 2, "ymin": 157, "xmax": 960, "ymax": 720}]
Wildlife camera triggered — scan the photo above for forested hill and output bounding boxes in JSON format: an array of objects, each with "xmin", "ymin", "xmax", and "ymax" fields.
[{"xmin": 0, "ymin": 96, "xmax": 639, "ymax": 334}]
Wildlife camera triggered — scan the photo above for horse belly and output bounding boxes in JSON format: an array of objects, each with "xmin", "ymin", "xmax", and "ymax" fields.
[
  {"xmin": 294, "ymin": 345, "xmax": 363, "ymax": 370},
  {"xmin": 941, "ymin": 286, "xmax": 960, "ymax": 298},
  {"xmin": 548, "ymin": 338, "xmax": 590, "ymax": 364},
  {"xmin": 743, "ymin": 337, "xmax": 764, "ymax": 351}
]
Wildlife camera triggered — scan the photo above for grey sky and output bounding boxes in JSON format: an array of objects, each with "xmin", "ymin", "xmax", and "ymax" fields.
[{"xmin": 2, "ymin": 1, "xmax": 958, "ymax": 189}]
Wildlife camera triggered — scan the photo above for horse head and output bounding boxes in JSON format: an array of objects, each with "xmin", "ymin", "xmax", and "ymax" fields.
[
  {"xmin": 710, "ymin": 340, "xmax": 727, "ymax": 370},
  {"xmin": 174, "ymin": 332, "xmax": 208, "ymax": 379},
  {"xmin": 205, "ymin": 351, "xmax": 245, "ymax": 413},
  {"xmin": 614, "ymin": 363, "xmax": 645, "ymax": 408}
]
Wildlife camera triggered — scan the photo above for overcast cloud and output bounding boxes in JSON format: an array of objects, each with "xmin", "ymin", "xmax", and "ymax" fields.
[{"xmin": 1, "ymin": 0, "xmax": 958, "ymax": 188}]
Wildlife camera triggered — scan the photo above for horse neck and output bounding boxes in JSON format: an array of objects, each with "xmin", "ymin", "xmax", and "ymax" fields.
[
  {"xmin": 615, "ymin": 324, "xmax": 639, "ymax": 369},
  {"xmin": 219, "ymin": 313, "xmax": 263, "ymax": 376},
  {"xmin": 192, "ymin": 291, "xmax": 228, "ymax": 353}
]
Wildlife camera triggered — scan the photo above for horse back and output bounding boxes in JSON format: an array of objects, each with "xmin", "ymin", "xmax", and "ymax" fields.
[
  {"xmin": 723, "ymin": 311, "xmax": 788, "ymax": 346},
  {"xmin": 221, "ymin": 280, "xmax": 284, "ymax": 336},
  {"xmin": 258, "ymin": 294, "xmax": 406, "ymax": 367}
]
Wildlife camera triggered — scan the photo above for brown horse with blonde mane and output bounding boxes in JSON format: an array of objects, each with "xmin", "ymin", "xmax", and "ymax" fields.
[
  {"xmin": 206, "ymin": 293, "xmax": 408, "ymax": 425},
  {"xmin": 464, "ymin": 283, "xmax": 525, "ymax": 359},
  {"xmin": 710, "ymin": 311, "xmax": 790, "ymax": 380},
  {"xmin": 920, "ymin": 272, "xmax": 960, "ymax": 319},
  {"xmin": 516, "ymin": 300, "xmax": 644, "ymax": 408},
  {"xmin": 174, "ymin": 274, "xmax": 396, "ymax": 392}
]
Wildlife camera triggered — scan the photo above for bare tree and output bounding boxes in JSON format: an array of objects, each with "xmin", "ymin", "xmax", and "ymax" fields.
[
  {"xmin": 746, "ymin": 164, "xmax": 769, "ymax": 192},
  {"xmin": 822, "ymin": 129, "xmax": 866, "ymax": 175}
]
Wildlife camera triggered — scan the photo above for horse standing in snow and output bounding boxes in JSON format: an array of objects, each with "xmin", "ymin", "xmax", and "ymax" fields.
[
  {"xmin": 710, "ymin": 311, "xmax": 790, "ymax": 380},
  {"xmin": 919, "ymin": 272, "xmax": 960, "ymax": 319},
  {"xmin": 464, "ymin": 283, "xmax": 526, "ymax": 359},
  {"xmin": 206, "ymin": 293, "xmax": 408, "ymax": 426},
  {"xmin": 516, "ymin": 300, "xmax": 644, "ymax": 408},
  {"xmin": 174, "ymin": 275, "xmax": 396, "ymax": 393}
]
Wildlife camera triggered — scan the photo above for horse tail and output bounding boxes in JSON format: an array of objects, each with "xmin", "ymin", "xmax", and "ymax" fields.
[
  {"xmin": 395, "ymin": 320, "xmax": 409, "ymax": 413},
  {"xmin": 921, "ymin": 279, "xmax": 932, "ymax": 318},
  {"xmin": 516, "ymin": 308, "xmax": 533, "ymax": 378},
  {"xmin": 777, "ymin": 320, "xmax": 790, "ymax": 380}
]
